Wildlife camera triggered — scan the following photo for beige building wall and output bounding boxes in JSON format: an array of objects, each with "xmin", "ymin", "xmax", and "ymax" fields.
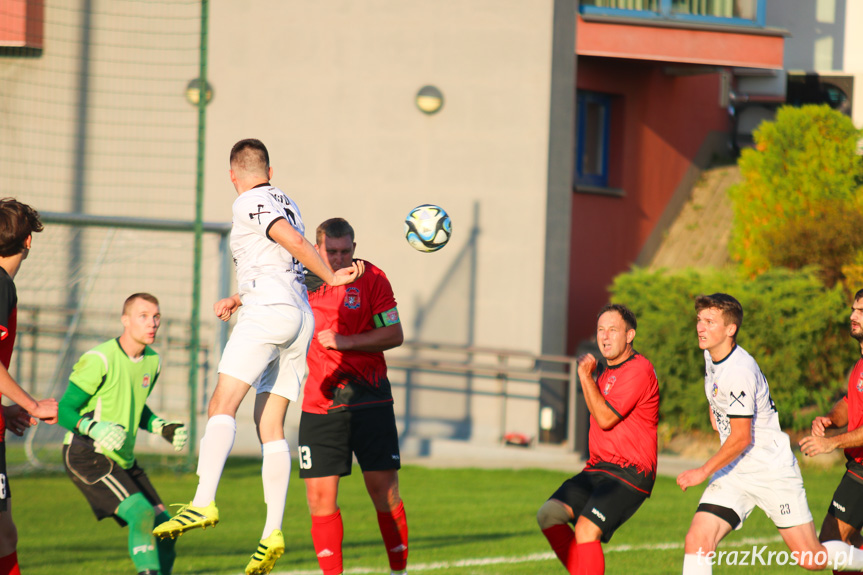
[
  {"xmin": 205, "ymin": 0, "xmax": 557, "ymax": 354},
  {"xmin": 1, "ymin": 1, "xmax": 572, "ymax": 452},
  {"xmin": 843, "ymin": 0, "xmax": 863, "ymax": 127},
  {"xmin": 204, "ymin": 1, "xmax": 567, "ymax": 448}
]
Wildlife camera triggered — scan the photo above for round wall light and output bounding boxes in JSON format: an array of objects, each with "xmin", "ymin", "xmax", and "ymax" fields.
[
  {"xmin": 185, "ymin": 78, "xmax": 214, "ymax": 106},
  {"xmin": 416, "ymin": 85, "xmax": 444, "ymax": 114}
]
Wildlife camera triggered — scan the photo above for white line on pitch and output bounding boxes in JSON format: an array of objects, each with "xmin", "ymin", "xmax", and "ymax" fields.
[{"xmin": 271, "ymin": 535, "xmax": 783, "ymax": 574}]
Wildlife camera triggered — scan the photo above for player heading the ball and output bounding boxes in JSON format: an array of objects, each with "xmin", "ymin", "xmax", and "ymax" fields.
[{"xmin": 153, "ymin": 139, "xmax": 363, "ymax": 575}]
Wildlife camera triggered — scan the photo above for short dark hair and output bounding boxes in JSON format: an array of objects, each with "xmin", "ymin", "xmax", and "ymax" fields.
[
  {"xmin": 0, "ymin": 198, "xmax": 43, "ymax": 257},
  {"xmin": 229, "ymin": 139, "xmax": 270, "ymax": 174},
  {"xmin": 855, "ymin": 288, "xmax": 863, "ymax": 302},
  {"xmin": 122, "ymin": 293, "xmax": 159, "ymax": 316},
  {"xmin": 695, "ymin": 293, "xmax": 743, "ymax": 337},
  {"xmin": 598, "ymin": 303, "xmax": 637, "ymax": 331},
  {"xmin": 316, "ymin": 218, "xmax": 355, "ymax": 245}
]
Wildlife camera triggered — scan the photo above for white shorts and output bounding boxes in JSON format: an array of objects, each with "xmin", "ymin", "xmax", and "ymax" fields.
[
  {"xmin": 699, "ymin": 460, "xmax": 813, "ymax": 529},
  {"xmin": 218, "ymin": 303, "xmax": 314, "ymax": 401}
]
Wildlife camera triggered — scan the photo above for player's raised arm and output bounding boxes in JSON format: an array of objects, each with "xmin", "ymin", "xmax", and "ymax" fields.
[
  {"xmin": 268, "ymin": 219, "xmax": 363, "ymax": 286},
  {"xmin": 577, "ymin": 353, "xmax": 622, "ymax": 430}
]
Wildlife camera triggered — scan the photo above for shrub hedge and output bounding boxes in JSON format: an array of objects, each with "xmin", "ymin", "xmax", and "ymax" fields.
[{"xmin": 609, "ymin": 266, "xmax": 853, "ymax": 431}]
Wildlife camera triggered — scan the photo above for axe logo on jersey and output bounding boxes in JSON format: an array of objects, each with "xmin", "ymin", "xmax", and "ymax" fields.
[
  {"xmin": 249, "ymin": 204, "xmax": 270, "ymax": 224},
  {"xmin": 142, "ymin": 373, "xmax": 151, "ymax": 389},
  {"xmin": 729, "ymin": 390, "xmax": 746, "ymax": 407},
  {"xmin": 603, "ymin": 375, "xmax": 616, "ymax": 395},
  {"xmin": 343, "ymin": 287, "xmax": 361, "ymax": 309}
]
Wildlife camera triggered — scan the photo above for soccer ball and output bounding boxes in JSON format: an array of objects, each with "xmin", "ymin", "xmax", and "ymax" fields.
[{"xmin": 404, "ymin": 204, "xmax": 452, "ymax": 252}]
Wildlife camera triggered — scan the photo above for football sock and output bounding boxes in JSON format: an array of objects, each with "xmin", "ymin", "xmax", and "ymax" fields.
[
  {"xmin": 192, "ymin": 414, "xmax": 236, "ymax": 508},
  {"xmin": 117, "ymin": 494, "xmax": 160, "ymax": 574},
  {"xmin": 377, "ymin": 501, "xmax": 409, "ymax": 572},
  {"xmin": 261, "ymin": 439, "xmax": 291, "ymax": 539},
  {"xmin": 311, "ymin": 510, "xmax": 344, "ymax": 575},
  {"xmin": 576, "ymin": 541, "xmax": 604, "ymax": 575},
  {"xmin": 824, "ymin": 540, "xmax": 863, "ymax": 571},
  {"xmin": 0, "ymin": 551, "xmax": 21, "ymax": 575},
  {"xmin": 682, "ymin": 552, "xmax": 712, "ymax": 574},
  {"xmin": 154, "ymin": 510, "xmax": 176, "ymax": 575},
  {"xmin": 541, "ymin": 524, "xmax": 578, "ymax": 573}
]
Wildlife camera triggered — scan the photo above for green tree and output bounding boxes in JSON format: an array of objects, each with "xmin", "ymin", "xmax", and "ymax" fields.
[{"xmin": 729, "ymin": 105, "xmax": 863, "ymax": 285}]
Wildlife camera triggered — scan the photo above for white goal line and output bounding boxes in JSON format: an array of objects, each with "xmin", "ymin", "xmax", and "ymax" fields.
[{"xmin": 271, "ymin": 534, "xmax": 784, "ymax": 574}]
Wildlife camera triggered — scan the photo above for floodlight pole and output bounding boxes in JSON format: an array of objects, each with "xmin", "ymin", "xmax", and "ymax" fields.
[{"xmin": 187, "ymin": 0, "xmax": 209, "ymax": 470}]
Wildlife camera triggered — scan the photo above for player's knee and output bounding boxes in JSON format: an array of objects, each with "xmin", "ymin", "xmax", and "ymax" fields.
[
  {"xmin": 684, "ymin": 528, "xmax": 714, "ymax": 554},
  {"xmin": 537, "ymin": 499, "xmax": 572, "ymax": 530},
  {"xmin": 117, "ymin": 493, "xmax": 155, "ymax": 532}
]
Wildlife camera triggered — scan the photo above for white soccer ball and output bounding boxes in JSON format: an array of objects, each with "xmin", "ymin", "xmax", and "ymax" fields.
[{"xmin": 404, "ymin": 204, "xmax": 452, "ymax": 253}]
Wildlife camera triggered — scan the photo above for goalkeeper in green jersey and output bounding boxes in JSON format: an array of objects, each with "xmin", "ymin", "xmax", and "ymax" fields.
[{"xmin": 58, "ymin": 293, "xmax": 188, "ymax": 575}]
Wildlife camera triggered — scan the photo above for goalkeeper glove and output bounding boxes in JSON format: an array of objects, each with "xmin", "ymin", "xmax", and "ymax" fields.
[
  {"xmin": 151, "ymin": 417, "xmax": 188, "ymax": 452},
  {"xmin": 77, "ymin": 418, "xmax": 126, "ymax": 451}
]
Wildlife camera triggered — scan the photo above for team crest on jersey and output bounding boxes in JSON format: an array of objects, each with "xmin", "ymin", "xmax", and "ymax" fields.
[
  {"xmin": 142, "ymin": 373, "xmax": 151, "ymax": 389},
  {"xmin": 603, "ymin": 375, "xmax": 616, "ymax": 395},
  {"xmin": 712, "ymin": 382, "xmax": 719, "ymax": 397},
  {"xmin": 343, "ymin": 287, "xmax": 361, "ymax": 309},
  {"xmin": 857, "ymin": 372, "xmax": 863, "ymax": 392}
]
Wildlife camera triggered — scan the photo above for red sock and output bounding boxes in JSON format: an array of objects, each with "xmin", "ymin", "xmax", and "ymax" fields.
[
  {"xmin": 376, "ymin": 501, "xmax": 408, "ymax": 572},
  {"xmin": 0, "ymin": 552, "xmax": 21, "ymax": 575},
  {"xmin": 311, "ymin": 511, "xmax": 343, "ymax": 575},
  {"xmin": 576, "ymin": 541, "xmax": 604, "ymax": 575},
  {"xmin": 542, "ymin": 524, "xmax": 578, "ymax": 573}
]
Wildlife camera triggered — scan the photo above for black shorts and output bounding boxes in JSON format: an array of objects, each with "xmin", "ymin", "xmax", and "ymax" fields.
[
  {"xmin": 826, "ymin": 469, "xmax": 863, "ymax": 530},
  {"xmin": 0, "ymin": 441, "xmax": 9, "ymax": 512},
  {"xmin": 298, "ymin": 405, "xmax": 401, "ymax": 479},
  {"xmin": 63, "ymin": 438, "xmax": 163, "ymax": 526},
  {"xmin": 550, "ymin": 469, "xmax": 648, "ymax": 543}
]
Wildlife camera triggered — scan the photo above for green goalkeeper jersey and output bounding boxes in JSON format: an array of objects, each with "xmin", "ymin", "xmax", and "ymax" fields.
[{"xmin": 63, "ymin": 338, "xmax": 161, "ymax": 469}]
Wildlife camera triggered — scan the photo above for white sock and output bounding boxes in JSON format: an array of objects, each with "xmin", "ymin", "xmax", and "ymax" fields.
[
  {"xmin": 682, "ymin": 552, "xmax": 712, "ymax": 575},
  {"xmin": 192, "ymin": 414, "xmax": 236, "ymax": 507},
  {"xmin": 261, "ymin": 439, "xmax": 291, "ymax": 539},
  {"xmin": 824, "ymin": 540, "xmax": 863, "ymax": 571}
]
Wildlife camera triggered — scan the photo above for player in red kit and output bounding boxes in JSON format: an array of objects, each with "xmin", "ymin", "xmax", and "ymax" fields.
[
  {"xmin": 537, "ymin": 303, "xmax": 659, "ymax": 575},
  {"xmin": 0, "ymin": 198, "xmax": 58, "ymax": 575},
  {"xmin": 298, "ymin": 218, "xmax": 407, "ymax": 575},
  {"xmin": 800, "ymin": 288, "xmax": 863, "ymax": 574}
]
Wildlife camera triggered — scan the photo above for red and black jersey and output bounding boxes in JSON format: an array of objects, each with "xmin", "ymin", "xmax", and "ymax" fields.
[
  {"xmin": 843, "ymin": 358, "xmax": 863, "ymax": 470},
  {"xmin": 585, "ymin": 352, "xmax": 660, "ymax": 495},
  {"xmin": 302, "ymin": 260, "xmax": 398, "ymax": 414},
  {"xmin": 0, "ymin": 266, "xmax": 18, "ymax": 441}
]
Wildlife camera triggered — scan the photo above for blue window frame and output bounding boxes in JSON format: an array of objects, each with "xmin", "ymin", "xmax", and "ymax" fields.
[
  {"xmin": 580, "ymin": 0, "xmax": 766, "ymax": 28},
  {"xmin": 575, "ymin": 91, "xmax": 611, "ymax": 189}
]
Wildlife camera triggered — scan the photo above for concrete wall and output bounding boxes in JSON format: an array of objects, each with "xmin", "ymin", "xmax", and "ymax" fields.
[
  {"xmin": 206, "ymin": 1, "xmax": 560, "ymax": 356},
  {"xmin": 1, "ymin": 1, "xmax": 574, "ymax": 450}
]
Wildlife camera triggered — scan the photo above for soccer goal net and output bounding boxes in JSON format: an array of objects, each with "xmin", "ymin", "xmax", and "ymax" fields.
[{"xmin": 1, "ymin": 0, "xmax": 219, "ymax": 471}]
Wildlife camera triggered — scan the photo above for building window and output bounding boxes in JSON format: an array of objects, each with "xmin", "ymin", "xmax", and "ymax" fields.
[
  {"xmin": 575, "ymin": 91, "xmax": 611, "ymax": 189},
  {"xmin": 580, "ymin": 0, "xmax": 764, "ymax": 27}
]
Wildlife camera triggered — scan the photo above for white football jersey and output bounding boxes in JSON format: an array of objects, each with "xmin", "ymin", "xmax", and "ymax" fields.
[
  {"xmin": 230, "ymin": 185, "xmax": 310, "ymax": 312},
  {"xmin": 704, "ymin": 345, "xmax": 795, "ymax": 473}
]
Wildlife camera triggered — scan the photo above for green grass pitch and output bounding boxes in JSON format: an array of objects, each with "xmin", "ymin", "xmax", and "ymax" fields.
[{"xmin": 8, "ymin": 452, "xmax": 846, "ymax": 574}]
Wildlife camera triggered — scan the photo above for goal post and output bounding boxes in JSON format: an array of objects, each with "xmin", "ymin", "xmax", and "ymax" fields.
[{"xmin": 13, "ymin": 212, "xmax": 231, "ymax": 472}]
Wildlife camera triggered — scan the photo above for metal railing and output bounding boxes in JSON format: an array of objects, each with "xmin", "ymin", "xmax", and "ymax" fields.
[{"xmin": 387, "ymin": 341, "xmax": 583, "ymax": 451}]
